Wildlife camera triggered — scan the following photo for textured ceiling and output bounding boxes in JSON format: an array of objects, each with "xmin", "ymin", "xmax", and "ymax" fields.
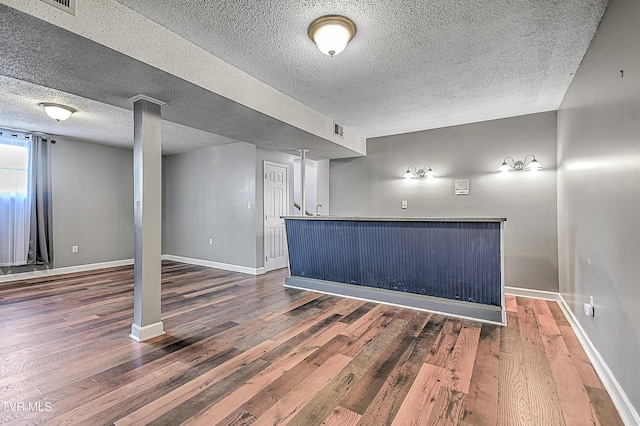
[
  {"xmin": 0, "ymin": 4, "xmax": 363, "ymax": 158},
  {"xmin": 114, "ymin": 0, "xmax": 609, "ymax": 138},
  {"xmin": 0, "ymin": 75, "xmax": 237, "ymax": 155},
  {"xmin": 0, "ymin": 0, "xmax": 609, "ymax": 156}
]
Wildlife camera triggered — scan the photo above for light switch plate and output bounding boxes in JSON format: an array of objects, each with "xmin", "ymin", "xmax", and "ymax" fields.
[
  {"xmin": 401, "ymin": 200, "xmax": 408, "ymax": 209},
  {"xmin": 583, "ymin": 302, "xmax": 594, "ymax": 317}
]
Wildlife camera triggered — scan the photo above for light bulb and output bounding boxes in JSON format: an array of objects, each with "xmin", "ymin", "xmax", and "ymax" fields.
[
  {"xmin": 526, "ymin": 159, "xmax": 542, "ymax": 171},
  {"xmin": 313, "ymin": 24, "xmax": 350, "ymax": 56},
  {"xmin": 498, "ymin": 162, "xmax": 512, "ymax": 173}
]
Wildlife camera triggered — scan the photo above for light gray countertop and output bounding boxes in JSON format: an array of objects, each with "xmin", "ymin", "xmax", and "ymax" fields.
[{"xmin": 282, "ymin": 216, "xmax": 507, "ymax": 222}]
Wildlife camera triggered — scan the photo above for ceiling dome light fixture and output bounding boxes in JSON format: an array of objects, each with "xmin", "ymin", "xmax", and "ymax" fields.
[
  {"xmin": 308, "ymin": 15, "xmax": 357, "ymax": 57},
  {"xmin": 39, "ymin": 102, "xmax": 76, "ymax": 121}
]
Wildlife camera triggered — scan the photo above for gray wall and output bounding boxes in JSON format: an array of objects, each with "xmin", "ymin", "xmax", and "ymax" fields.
[
  {"xmin": 294, "ymin": 158, "xmax": 330, "ymax": 216},
  {"xmin": 52, "ymin": 138, "xmax": 134, "ymax": 268},
  {"xmin": 255, "ymin": 147, "xmax": 295, "ymax": 268},
  {"xmin": 557, "ymin": 0, "xmax": 640, "ymax": 416},
  {"xmin": 316, "ymin": 159, "xmax": 330, "ymax": 215},
  {"xmin": 294, "ymin": 159, "xmax": 318, "ymax": 214},
  {"xmin": 161, "ymin": 155, "xmax": 167, "ymax": 255},
  {"xmin": 164, "ymin": 142, "xmax": 258, "ymax": 268},
  {"xmin": 331, "ymin": 112, "xmax": 558, "ymax": 291}
]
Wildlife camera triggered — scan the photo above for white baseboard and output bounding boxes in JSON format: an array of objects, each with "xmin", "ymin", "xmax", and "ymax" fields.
[
  {"xmin": 0, "ymin": 258, "xmax": 134, "ymax": 283},
  {"xmin": 505, "ymin": 286, "xmax": 561, "ymax": 301},
  {"xmin": 163, "ymin": 255, "xmax": 265, "ymax": 276},
  {"xmin": 130, "ymin": 321, "xmax": 165, "ymax": 342},
  {"xmin": 557, "ymin": 294, "xmax": 639, "ymax": 426},
  {"xmin": 0, "ymin": 255, "xmax": 264, "ymax": 284}
]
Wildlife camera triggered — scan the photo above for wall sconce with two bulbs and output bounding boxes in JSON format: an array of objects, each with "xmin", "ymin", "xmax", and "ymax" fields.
[
  {"xmin": 403, "ymin": 164, "xmax": 437, "ymax": 179},
  {"xmin": 497, "ymin": 154, "xmax": 542, "ymax": 173}
]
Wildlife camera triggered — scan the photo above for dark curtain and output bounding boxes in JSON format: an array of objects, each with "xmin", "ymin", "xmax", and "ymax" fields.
[{"xmin": 27, "ymin": 135, "xmax": 53, "ymax": 264}]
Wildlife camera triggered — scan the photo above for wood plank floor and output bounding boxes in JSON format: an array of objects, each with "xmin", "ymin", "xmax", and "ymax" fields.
[{"xmin": 0, "ymin": 261, "xmax": 623, "ymax": 425}]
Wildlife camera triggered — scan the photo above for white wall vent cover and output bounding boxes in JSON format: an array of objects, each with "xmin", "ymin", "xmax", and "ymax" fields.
[
  {"xmin": 40, "ymin": 0, "xmax": 76, "ymax": 15},
  {"xmin": 333, "ymin": 122, "xmax": 344, "ymax": 138},
  {"xmin": 455, "ymin": 179, "xmax": 470, "ymax": 195}
]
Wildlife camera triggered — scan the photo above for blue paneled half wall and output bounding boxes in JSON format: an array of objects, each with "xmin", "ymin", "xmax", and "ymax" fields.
[{"xmin": 284, "ymin": 217, "xmax": 506, "ymax": 324}]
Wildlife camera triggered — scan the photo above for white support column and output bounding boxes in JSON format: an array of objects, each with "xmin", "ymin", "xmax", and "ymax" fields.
[
  {"xmin": 129, "ymin": 95, "xmax": 165, "ymax": 342},
  {"xmin": 299, "ymin": 149, "xmax": 308, "ymax": 216}
]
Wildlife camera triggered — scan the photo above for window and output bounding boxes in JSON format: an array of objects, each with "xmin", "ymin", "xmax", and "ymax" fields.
[
  {"xmin": 0, "ymin": 140, "xmax": 29, "ymax": 195},
  {"xmin": 0, "ymin": 131, "xmax": 53, "ymax": 267},
  {"xmin": 0, "ymin": 132, "xmax": 32, "ymax": 267}
]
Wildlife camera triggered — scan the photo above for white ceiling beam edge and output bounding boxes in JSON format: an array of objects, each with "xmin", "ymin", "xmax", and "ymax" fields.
[{"xmin": 0, "ymin": 0, "xmax": 365, "ymax": 157}]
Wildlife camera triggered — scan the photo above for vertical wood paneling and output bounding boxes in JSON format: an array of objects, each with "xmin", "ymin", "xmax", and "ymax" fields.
[{"xmin": 285, "ymin": 219, "xmax": 502, "ymax": 306}]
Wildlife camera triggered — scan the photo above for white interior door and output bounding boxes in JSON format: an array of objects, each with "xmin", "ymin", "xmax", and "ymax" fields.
[{"xmin": 264, "ymin": 161, "xmax": 289, "ymax": 271}]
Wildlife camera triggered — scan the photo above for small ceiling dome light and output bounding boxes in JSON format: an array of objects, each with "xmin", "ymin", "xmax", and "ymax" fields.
[
  {"xmin": 39, "ymin": 102, "xmax": 76, "ymax": 121},
  {"xmin": 308, "ymin": 15, "xmax": 357, "ymax": 57}
]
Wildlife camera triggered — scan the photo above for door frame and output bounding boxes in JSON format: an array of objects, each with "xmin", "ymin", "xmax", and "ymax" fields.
[{"xmin": 263, "ymin": 160, "xmax": 290, "ymax": 272}]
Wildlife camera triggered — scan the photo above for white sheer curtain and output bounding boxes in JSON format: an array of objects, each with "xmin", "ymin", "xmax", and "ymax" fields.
[{"xmin": 0, "ymin": 132, "xmax": 32, "ymax": 266}]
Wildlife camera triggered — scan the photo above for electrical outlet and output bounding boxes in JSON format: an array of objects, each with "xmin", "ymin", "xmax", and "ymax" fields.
[
  {"xmin": 401, "ymin": 200, "xmax": 408, "ymax": 209},
  {"xmin": 72, "ymin": 245, "xmax": 78, "ymax": 253},
  {"xmin": 247, "ymin": 202, "xmax": 252, "ymax": 210},
  {"xmin": 208, "ymin": 239, "xmax": 213, "ymax": 246}
]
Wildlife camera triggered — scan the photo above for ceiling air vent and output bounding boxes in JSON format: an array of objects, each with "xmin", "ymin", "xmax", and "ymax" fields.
[
  {"xmin": 40, "ymin": 0, "xmax": 76, "ymax": 15},
  {"xmin": 333, "ymin": 122, "xmax": 344, "ymax": 138}
]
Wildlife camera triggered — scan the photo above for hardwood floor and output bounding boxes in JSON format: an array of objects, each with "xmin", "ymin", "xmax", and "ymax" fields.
[{"xmin": 0, "ymin": 261, "xmax": 623, "ymax": 425}]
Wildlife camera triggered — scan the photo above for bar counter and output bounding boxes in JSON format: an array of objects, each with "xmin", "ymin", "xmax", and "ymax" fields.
[{"xmin": 283, "ymin": 216, "xmax": 506, "ymax": 324}]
